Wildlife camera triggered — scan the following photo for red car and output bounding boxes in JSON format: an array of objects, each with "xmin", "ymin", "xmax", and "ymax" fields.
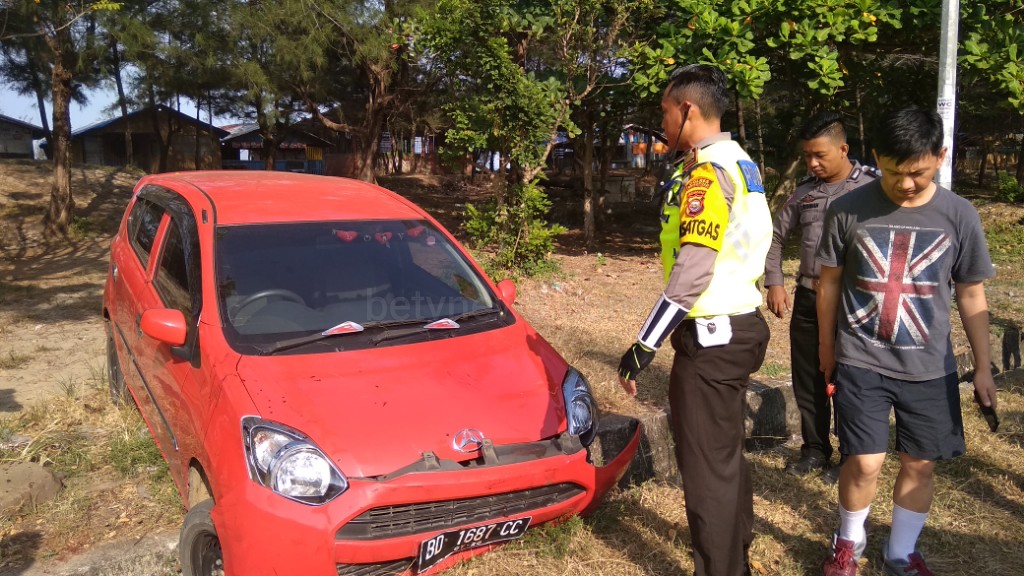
[{"xmin": 102, "ymin": 171, "xmax": 640, "ymax": 576}]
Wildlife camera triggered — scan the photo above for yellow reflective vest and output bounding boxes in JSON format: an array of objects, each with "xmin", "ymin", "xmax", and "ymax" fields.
[{"xmin": 659, "ymin": 139, "xmax": 772, "ymax": 318}]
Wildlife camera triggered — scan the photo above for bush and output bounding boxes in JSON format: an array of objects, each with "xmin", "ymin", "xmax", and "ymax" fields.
[
  {"xmin": 995, "ymin": 170, "xmax": 1024, "ymax": 203},
  {"xmin": 464, "ymin": 179, "xmax": 565, "ymax": 278}
]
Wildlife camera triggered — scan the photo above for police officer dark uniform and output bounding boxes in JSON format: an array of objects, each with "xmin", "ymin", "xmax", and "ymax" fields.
[
  {"xmin": 618, "ymin": 64, "xmax": 772, "ymax": 576},
  {"xmin": 764, "ymin": 111, "xmax": 879, "ymax": 481}
]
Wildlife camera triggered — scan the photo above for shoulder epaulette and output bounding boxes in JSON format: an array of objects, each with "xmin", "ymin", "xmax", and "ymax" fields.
[
  {"xmin": 797, "ymin": 174, "xmax": 816, "ymax": 186},
  {"xmin": 862, "ymin": 165, "xmax": 881, "ymax": 179}
]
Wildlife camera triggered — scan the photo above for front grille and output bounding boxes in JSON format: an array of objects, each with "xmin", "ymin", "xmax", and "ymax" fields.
[
  {"xmin": 336, "ymin": 558, "xmax": 413, "ymax": 576},
  {"xmin": 336, "ymin": 483, "xmax": 586, "ymax": 541}
]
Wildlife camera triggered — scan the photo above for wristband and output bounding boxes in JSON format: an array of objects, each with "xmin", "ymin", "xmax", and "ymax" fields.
[{"xmin": 638, "ymin": 293, "xmax": 689, "ymax": 350}]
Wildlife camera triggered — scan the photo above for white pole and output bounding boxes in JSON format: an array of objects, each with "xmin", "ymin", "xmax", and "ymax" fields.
[{"xmin": 936, "ymin": 0, "xmax": 959, "ymax": 190}]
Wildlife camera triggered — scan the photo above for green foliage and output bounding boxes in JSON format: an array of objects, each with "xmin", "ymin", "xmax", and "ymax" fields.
[
  {"xmin": 985, "ymin": 218, "xmax": 1024, "ymax": 263},
  {"xmin": 465, "ymin": 180, "xmax": 566, "ymax": 277},
  {"xmin": 512, "ymin": 514, "xmax": 585, "ymax": 558},
  {"xmin": 960, "ymin": 1, "xmax": 1024, "ymax": 111},
  {"xmin": 109, "ymin": 430, "xmax": 168, "ymax": 479},
  {"xmin": 995, "ymin": 170, "xmax": 1024, "ymax": 203}
]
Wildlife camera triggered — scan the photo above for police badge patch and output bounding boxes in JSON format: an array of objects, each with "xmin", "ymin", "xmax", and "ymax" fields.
[{"xmin": 685, "ymin": 189, "xmax": 706, "ymax": 217}]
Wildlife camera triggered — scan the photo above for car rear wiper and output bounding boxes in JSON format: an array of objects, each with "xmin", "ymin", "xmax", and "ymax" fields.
[
  {"xmin": 370, "ymin": 308, "xmax": 504, "ymax": 346},
  {"xmin": 255, "ymin": 319, "xmax": 427, "ymax": 355}
]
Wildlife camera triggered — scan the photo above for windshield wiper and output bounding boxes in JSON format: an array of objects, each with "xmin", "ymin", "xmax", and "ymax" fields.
[
  {"xmin": 255, "ymin": 319, "xmax": 427, "ymax": 355},
  {"xmin": 370, "ymin": 308, "xmax": 504, "ymax": 346}
]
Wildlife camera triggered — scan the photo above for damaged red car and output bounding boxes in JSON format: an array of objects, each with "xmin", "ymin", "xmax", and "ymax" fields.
[{"xmin": 102, "ymin": 171, "xmax": 641, "ymax": 576}]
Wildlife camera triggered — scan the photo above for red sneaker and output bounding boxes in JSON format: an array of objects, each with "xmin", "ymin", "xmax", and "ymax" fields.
[
  {"xmin": 822, "ymin": 535, "xmax": 859, "ymax": 576},
  {"xmin": 881, "ymin": 541, "xmax": 934, "ymax": 576}
]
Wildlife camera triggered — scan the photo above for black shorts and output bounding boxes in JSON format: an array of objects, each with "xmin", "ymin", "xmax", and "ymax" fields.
[{"xmin": 833, "ymin": 363, "xmax": 966, "ymax": 461}]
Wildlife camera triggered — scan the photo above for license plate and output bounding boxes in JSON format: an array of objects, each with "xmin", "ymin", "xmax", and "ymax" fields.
[{"xmin": 416, "ymin": 516, "xmax": 531, "ymax": 573}]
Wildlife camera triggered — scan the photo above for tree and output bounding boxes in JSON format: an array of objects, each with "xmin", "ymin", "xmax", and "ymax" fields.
[
  {"xmin": 0, "ymin": 1, "xmax": 121, "ymax": 237},
  {"xmin": 960, "ymin": 0, "xmax": 1024, "ymax": 184},
  {"xmin": 265, "ymin": 0, "xmax": 434, "ymax": 183}
]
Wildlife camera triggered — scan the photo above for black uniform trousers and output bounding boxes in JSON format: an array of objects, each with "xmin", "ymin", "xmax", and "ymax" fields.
[
  {"xmin": 790, "ymin": 285, "xmax": 833, "ymax": 461},
  {"xmin": 669, "ymin": 310, "xmax": 769, "ymax": 576}
]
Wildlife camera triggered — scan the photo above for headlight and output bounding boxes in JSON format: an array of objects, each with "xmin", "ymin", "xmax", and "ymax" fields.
[
  {"xmin": 561, "ymin": 367, "xmax": 599, "ymax": 447},
  {"xmin": 241, "ymin": 416, "xmax": 348, "ymax": 505}
]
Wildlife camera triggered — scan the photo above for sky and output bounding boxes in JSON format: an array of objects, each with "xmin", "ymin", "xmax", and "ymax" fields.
[
  {"xmin": 1, "ymin": 85, "xmax": 141, "ymax": 129},
  {"xmin": 0, "ymin": 85, "xmax": 228, "ymax": 130}
]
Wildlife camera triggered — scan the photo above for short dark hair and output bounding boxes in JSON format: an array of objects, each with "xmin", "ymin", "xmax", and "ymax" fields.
[
  {"xmin": 664, "ymin": 64, "xmax": 731, "ymax": 120},
  {"xmin": 873, "ymin": 106, "xmax": 944, "ymax": 163},
  {"xmin": 800, "ymin": 111, "xmax": 846, "ymax": 142}
]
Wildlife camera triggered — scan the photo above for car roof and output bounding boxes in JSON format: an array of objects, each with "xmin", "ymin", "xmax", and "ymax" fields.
[{"xmin": 141, "ymin": 171, "xmax": 427, "ymax": 225}]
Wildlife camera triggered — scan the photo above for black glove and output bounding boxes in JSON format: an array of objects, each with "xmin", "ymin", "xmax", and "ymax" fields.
[{"xmin": 618, "ymin": 342, "xmax": 656, "ymax": 381}]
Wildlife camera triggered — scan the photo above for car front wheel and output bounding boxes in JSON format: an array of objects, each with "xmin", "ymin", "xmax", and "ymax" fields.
[{"xmin": 179, "ymin": 499, "xmax": 224, "ymax": 576}]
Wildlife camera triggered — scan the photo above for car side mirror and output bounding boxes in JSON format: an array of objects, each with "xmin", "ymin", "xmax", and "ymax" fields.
[
  {"xmin": 496, "ymin": 279, "xmax": 516, "ymax": 306},
  {"xmin": 141, "ymin": 308, "xmax": 188, "ymax": 347}
]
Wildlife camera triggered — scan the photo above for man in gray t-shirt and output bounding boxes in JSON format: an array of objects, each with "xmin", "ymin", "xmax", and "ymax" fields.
[
  {"xmin": 818, "ymin": 179, "xmax": 993, "ymax": 380},
  {"xmin": 817, "ymin": 107, "xmax": 997, "ymax": 576}
]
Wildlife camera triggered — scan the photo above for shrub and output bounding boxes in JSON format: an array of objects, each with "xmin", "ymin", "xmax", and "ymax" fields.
[
  {"xmin": 995, "ymin": 170, "xmax": 1024, "ymax": 203},
  {"xmin": 465, "ymin": 179, "xmax": 565, "ymax": 277}
]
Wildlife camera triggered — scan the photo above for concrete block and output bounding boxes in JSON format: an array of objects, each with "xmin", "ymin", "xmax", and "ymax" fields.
[
  {"xmin": 0, "ymin": 462, "xmax": 62, "ymax": 514},
  {"xmin": 599, "ymin": 378, "xmax": 799, "ymax": 487}
]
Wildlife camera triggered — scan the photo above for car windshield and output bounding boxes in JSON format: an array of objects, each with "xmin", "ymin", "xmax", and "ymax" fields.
[{"xmin": 215, "ymin": 219, "xmax": 508, "ymax": 354}]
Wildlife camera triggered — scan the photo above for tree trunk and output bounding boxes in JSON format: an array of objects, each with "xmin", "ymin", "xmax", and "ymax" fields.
[
  {"xmin": 768, "ymin": 156, "xmax": 803, "ymax": 213},
  {"xmin": 194, "ymin": 100, "xmax": 202, "ymax": 170},
  {"xmin": 754, "ymin": 98, "xmax": 766, "ymax": 177},
  {"xmin": 43, "ymin": 35, "xmax": 74, "ymax": 237},
  {"xmin": 111, "ymin": 39, "xmax": 133, "ymax": 166},
  {"xmin": 597, "ymin": 120, "xmax": 614, "ymax": 236},
  {"xmin": 645, "ymin": 131, "xmax": 653, "ymax": 177},
  {"xmin": 355, "ymin": 122, "xmax": 382, "ymax": 183},
  {"xmin": 1016, "ymin": 131, "xmax": 1024, "ymax": 185},
  {"xmin": 735, "ymin": 94, "xmax": 747, "ymax": 149},
  {"xmin": 581, "ymin": 119, "xmax": 595, "ymax": 248},
  {"xmin": 396, "ymin": 130, "xmax": 404, "ymax": 175},
  {"xmin": 28, "ymin": 58, "xmax": 53, "ymax": 158},
  {"xmin": 978, "ymin": 140, "xmax": 989, "ymax": 186},
  {"xmin": 856, "ymin": 85, "xmax": 867, "ymax": 161}
]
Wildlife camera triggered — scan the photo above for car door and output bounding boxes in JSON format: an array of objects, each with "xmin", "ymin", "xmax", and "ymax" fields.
[
  {"xmin": 108, "ymin": 195, "xmax": 169, "ymax": 427},
  {"xmin": 142, "ymin": 190, "xmax": 206, "ymax": 489}
]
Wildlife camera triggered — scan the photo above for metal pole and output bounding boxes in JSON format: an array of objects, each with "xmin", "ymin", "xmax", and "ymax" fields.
[{"xmin": 936, "ymin": 0, "xmax": 959, "ymax": 190}]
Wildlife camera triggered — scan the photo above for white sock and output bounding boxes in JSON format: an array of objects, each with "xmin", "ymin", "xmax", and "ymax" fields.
[
  {"xmin": 888, "ymin": 504, "xmax": 928, "ymax": 562},
  {"xmin": 838, "ymin": 503, "xmax": 869, "ymax": 546}
]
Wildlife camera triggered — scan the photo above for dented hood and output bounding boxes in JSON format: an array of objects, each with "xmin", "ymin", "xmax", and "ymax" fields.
[{"xmin": 235, "ymin": 324, "xmax": 569, "ymax": 478}]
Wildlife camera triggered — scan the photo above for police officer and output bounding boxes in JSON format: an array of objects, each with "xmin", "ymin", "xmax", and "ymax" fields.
[
  {"xmin": 764, "ymin": 111, "xmax": 878, "ymax": 482},
  {"xmin": 618, "ymin": 64, "xmax": 772, "ymax": 576}
]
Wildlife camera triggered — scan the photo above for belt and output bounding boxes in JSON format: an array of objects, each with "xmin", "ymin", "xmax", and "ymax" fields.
[
  {"xmin": 797, "ymin": 276, "xmax": 817, "ymax": 291},
  {"xmin": 685, "ymin": 309, "xmax": 759, "ymax": 322}
]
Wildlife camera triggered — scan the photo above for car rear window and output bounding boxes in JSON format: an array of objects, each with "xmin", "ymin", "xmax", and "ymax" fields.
[
  {"xmin": 215, "ymin": 219, "xmax": 510, "ymax": 354},
  {"xmin": 127, "ymin": 197, "xmax": 164, "ymax": 268}
]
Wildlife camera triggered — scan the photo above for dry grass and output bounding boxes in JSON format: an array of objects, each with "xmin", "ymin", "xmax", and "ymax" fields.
[
  {"xmin": 493, "ymin": 248, "xmax": 1024, "ymax": 576},
  {"xmin": 0, "ymin": 166, "xmax": 1022, "ymax": 575},
  {"xmin": 0, "ymin": 366, "xmax": 182, "ymax": 567}
]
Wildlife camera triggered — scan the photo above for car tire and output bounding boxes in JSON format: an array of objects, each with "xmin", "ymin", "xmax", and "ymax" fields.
[
  {"xmin": 106, "ymin": 325, "xmax": 130, "ymax": 406},
  {"xmin": 179, "ymin": 499, "xmax": 224, "ymax": 576}
]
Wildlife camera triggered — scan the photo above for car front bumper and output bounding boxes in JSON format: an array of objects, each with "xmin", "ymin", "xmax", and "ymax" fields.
[{"xmin": 212, "ymin": 420, "xmax": 641, "ymax": 576}]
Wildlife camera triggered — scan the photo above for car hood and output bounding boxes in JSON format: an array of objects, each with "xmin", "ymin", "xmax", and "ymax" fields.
[{"xmin": 235, "ymin": 325, "xmax": 569, "ymax": 478}]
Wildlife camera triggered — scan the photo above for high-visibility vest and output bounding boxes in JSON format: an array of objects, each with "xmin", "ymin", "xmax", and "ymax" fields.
[{"xmin": 659, "ymin": 139, "xmax": 772, "ymax": 317}]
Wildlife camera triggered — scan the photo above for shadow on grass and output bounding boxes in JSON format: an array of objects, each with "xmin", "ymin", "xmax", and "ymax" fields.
[
  {"xmin": 0, "ymin": 389, "xmax": 24, "ymax": 413},
  {"xmin": 0, "ymin": 530, "xmax": 42, "ymax": 575}
]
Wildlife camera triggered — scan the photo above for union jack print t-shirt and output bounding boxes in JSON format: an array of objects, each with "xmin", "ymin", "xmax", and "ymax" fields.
[{"xmin": 816, "ymin": 181, "xmax": 994, "ymax": 381}]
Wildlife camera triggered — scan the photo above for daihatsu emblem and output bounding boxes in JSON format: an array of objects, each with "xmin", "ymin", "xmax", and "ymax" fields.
[{"xmin": 453, "ymin": 429, "xmax": 485, "ymax": 453}]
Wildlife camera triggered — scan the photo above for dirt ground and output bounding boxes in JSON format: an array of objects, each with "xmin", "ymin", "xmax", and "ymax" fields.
[{"xmin": 0, "ymin": 161, "xmax": 139, "ymax": 413}]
